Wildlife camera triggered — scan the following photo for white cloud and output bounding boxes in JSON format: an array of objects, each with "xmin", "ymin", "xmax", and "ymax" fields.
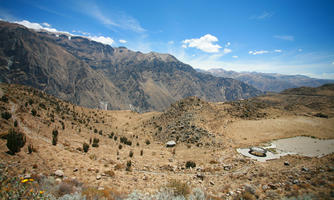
[
  {"xmin": 249, "ymin": 50, "xmax": 269, "ymax": 55},
  {"xmin": 182, "ymin": 34, "xmax": 222, "ymax": 53},
  {"xmin": 223, "ymin": 48, "xmax": 232, "ymax": 54},
  {"xmin": 225, "ymin": 42, "xmax": 231, "ymax": 47},
  {"xmin": 332, "ymin": 62, "xmax": 334, "ymax": 65},
  {"xmin": 14, "ymin": 19, "xmax": 115, "ymax": 46},
  {"xmin": 274, "ymin": 49, "xmax": 282, "ymax": 53},
  {"xmin": 83, "ymin": 3, "xmax": 145, "ymax": 33},
  {"xmin": 298, "ymin": 48, "xmax": 303, "ymax": 52},
  {"xmin": 168, "ymin": 40, "xmax": 174, "ymax": 45},
  {"xmin": 232, "ymin": 55, "xmax": 238, "ymax": 58},
  {"xmin": 274, "ymin": 35, "xmax": 294, "ymax": 41},
  {"xmin": 42, "ymin": 22, "xmax": 50, "ymax": 27},
  {"xmin": 251, "ymin": 11, "xmax": 274, "ymax": 20},
  {"xmin": 90, "ymin": 36, "xmax": 114, "ymax": 46},
  {"xmin": 119, "ymin": 39, "xmax": 127, "ymax": 44}
]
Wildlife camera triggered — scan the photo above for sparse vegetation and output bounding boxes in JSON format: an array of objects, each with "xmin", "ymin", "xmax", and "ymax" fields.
[
  {"xmin": 126, "ymin": 160, "xmax": 132, "ymax": 171},
  {"xmin": 145, "ymin": 139, "xmax": 150, "ymax": 145},
  {"xmin": 185, "ymin": 161, "xmax": 196, "ymax": 169},
  {"xmin": 83, "ymin": 143, "xmax": 89, "ymax": 152},
  {"xmin": 92, "ymin": 138, "xmax": 99, "ymax": 147},
  {"xmin": 129, "ymin": 150, "xmax": 133, "ymax": 157},
  {"xmin": 166, "ymin": 179, "xmax": 190, "ymax": 197},
  {"xmin": 31, "ymin": 109, "xmax": 37, "ymax": 116},
  {"xmin": 52, "ymin": 129, "xmax": 58, "ymax": 146},
  {"xmin": 1, "ymin": 95, "xmax": 8, "ymax": 102},
  {"xmin": 6, "ymin": 129, "xmax": 26, "ymax": 155},
  {"xmin": 1, "ymin": 112, "xmax": 11, "ymax": 120}
]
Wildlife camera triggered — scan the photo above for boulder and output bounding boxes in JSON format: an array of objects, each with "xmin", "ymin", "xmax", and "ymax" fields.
[
  {"xmin": 54, "ymin": 170, "xmax": 64, "ymax": 177},
  {"xmin": 166, "ymin": 140, "xmax": 176, "ymax": 147},
  {"xmin": 249, "ymin": 147, "xmax": 267, "ymax": 157}
]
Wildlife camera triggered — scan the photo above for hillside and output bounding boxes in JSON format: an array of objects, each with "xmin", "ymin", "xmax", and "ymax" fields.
[
  {"xmin": 0, "ymin": 83, "xmax": 334, "ymax": 199},
  {"xmin": 0, "ymin": 21, "xmax": 262, "ymax": 112},
  {"xmin": 200, "ymin": 68, "xmax": 334, "ymax": 92},
  {"xmin": 0, "ymin": 83, "xmax": 333, "ymax": 199}
]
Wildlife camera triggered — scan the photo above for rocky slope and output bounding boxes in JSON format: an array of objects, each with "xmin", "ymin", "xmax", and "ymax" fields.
[
  {"xmin": 200, "ymin": 68, "xmax": 334, "ymax": 92},
  {"xmin": 0, "ymin": 21, "xmax": 262, "ymax": 112}
]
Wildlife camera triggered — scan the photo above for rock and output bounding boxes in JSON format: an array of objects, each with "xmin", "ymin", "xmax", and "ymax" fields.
[
  {"xmin": 301, "ymin": 167, "xmax": 309, "ymax": 172},
  {"xmin": 143, "ymin": 175, "xmax": 148, "ymax": 180},
  {"xmin": 293, "ymin": 179, "xmax": 299, "ymax": 184},
  {"xmin": 210, "ymin": 181, "xmax": 215, "ymax": 185},
  {"xmin": 73, "ymin": 168, "xmax": 78, "ymax": 172},
  {"xmin": 262, "ymin": 185, "xmax": 268, "ymax": 191},
  {"xmin": 268, "ymin": 183, "xmax": 277, "ymax": 190},
  {"xmin": 96, "ymin": 175, "xmax": 101, "ymax": 180},
  {"xmin": 24, "ymin": 174, "xmax": 31, "ymax": 179},
  {"xmin": 168, "ymin": 158, "xmax": 173, "ymax": 162},
  {"xmin": 98, "ymin": 187, "xmax": 104, "ymax": 191},
  {"xmin": 55, "ymin": 178, "xmax": 62, "ymax": 184},
  {"xmin": 166, "ymin": 140, "xmax": 176, "ymax": 147},
  {"xmin": 196, "ymin": 173, "xmax": 205, "ymax": 180},
  {"xmin": 284, "ymin": 161, "xmax": 290, "ymax": 166},
  {"xmin": 223, "ymin": 165, "xmax": 231, "ymax": 171},
  {"xmin": 55, "ymin": 170, "xmax": 64, "ymax": 177},
  {"xmin": 249, "ymin": 147, "xmax": 267, "ymax": 157},
  {"xmin": 244, "ymin": 184, "xmax": 256, "ymax": 194}
]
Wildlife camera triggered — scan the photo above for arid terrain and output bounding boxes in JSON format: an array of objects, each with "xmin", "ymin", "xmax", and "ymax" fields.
[{"xmin": 1, "ymin": 83, "xmax": 334, "ymax": 199}]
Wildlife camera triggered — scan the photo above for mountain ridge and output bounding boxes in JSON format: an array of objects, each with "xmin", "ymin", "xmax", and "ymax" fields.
[
  {"xmin": 198, "ymin": 68, "xmax": 334, "ymax": 92},
  {"xmin": 0, "ymin": 21, "xmax": 262, "ymax": 112}
]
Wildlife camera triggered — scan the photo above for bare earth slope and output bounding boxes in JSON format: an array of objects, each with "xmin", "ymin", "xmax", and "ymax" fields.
[
  {"xmin": 0, "ymin": 21, "xmax": 261, "ymax": 112},
  {"xmin": 0, "ymin": 83, "xmax": 333, "ymax": 199}
]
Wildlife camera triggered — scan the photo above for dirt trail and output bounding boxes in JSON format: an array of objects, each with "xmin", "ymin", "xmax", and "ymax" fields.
[{"xmin": 10, "ymin": 101, "xmax": 52, "ymax": 145}]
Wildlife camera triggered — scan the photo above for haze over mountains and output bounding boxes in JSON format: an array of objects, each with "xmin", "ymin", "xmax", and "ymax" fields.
[
  {"xmin": 199, "ymin": 68, "xmax": 334, "ymax": 92},
  {"xmin": 0, "ymin": 21, "xmax": 262, "ymax": 111}
]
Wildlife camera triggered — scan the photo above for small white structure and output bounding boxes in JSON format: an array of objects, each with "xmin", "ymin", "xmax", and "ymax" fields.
[{"xmin": 166, "ymin": 140, "xmax": 176, "ymax": 147}]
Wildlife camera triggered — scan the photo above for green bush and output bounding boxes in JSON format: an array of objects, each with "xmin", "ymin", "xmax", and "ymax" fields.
[
  {"xmin": 83, "ymin": 143, "xmax": 89, "ymax": 152},
  {"xmin": 92, "ymin": 138, "xmax": 99, "ymax": 147},
  {"xmin": 129, "ymin": 150, "xmax": 133, "ymax": 158},
  {"xmin": 145, "ymin": 139, "xmax": 150, "ymax": 145},
  {"xmin": 1, "ymin": 95, "xmax": 8, "ymax": 103},
  {"xmin": 6, "ymin": 129, "xmax": 26, "ymax": 154},
  {"xmin": 126, "ymin": 160, "xmax": 132, "ymax": 171},
  {"xmin": 185, "ymin": 161, "xmax": 196, "ymax": 169},
  {"xmin": 1, "ymin": 112, "xmax": 11, "ymax": 120},
  {"xmin": 98, "ymin": 130, "xmax": 102, "ymax": 135},
  {"xmin": 140, "ymin": 149, "xmax": 143, "ymax": 156},
  {"xmin": 52, "ymin": 129, "xmax": 58, "ymax": 146},
  {"xmin": 14, "ymin": 120, "xmax": 18, "ymax": 127},
  {"xmin": 31, "ymin": 109, "xmax": 37, "ymax": 116}
]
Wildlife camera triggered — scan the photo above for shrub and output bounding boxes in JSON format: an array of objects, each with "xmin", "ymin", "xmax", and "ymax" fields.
[
  {"xmin": 83, "ymin": 143, "xmax": 89, "ymax": 152},
  {"xmin": 1, "ymin": 95, "xmax": 8, "ymax": 102},
  {"xmin": 39, "ymin": 103, "xmax": 46, "ymax": 110},
  {"xmin": 145, "ymin": 139, "xmax": 150, "ymax": 145},
  {"xmin": 1, "ymin": 112, "xmax": 11, "ymax": 120},
  {"xmin": 167, "ymin": 179, "xmax": 190, "ymax": 197},
  {"xmin": 94, "ymin": 129, "xmax": 98, "ymax": 133},
  {"xmin": 126, "ymin": 160, "xmax": 132, "ymax": 171},
  {"xmin": 99, "ymin": 130, "xmax": 102, "ymax": 135},
  {"xmin": 140, "ymin": 149, "xmax": 143, "ymax": 156},
  {"xmin": 52, "ymin": 129, "xmax": 58, "ymax": 146},
  {"xmin": 92, "ymin": 138, "xmax": 99, "ymax": 147},
  {"xmin": 136, "ymin": 142, "xmax": 139, "ymax": 146},
  {"xmin": 185, "ymin": 161, "xmax": 196, "ymax": 169},
  {"xmin": 27, "ymin": 144, "xmax": 36, "ymax": 154},
  {"xmin": 13, "ymin": 120, "xmax": 18, "ymax": 127},
  {"xmin": 129, "ymin": 150, "xmax": 134, "ymax": 158},
  {"xmin": 31, "ymin": 109, "xmax": 37, "ymax": 116},
  {"xmin": 114, "ymin": 136, "xmax": 118, "ymax": 141},
  {"xmin": 28, "ymin": 99, "xmax": 33, "ymax": 105},
  {"xmin": 118, "ymin": 144, "xmax": 122, "ymax": 150},
  {"xmin": 6, "ymin": 129, "xmax": 26, "ymax": 154}
]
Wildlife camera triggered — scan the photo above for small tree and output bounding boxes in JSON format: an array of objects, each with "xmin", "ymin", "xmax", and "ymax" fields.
[
  {"xmin": 186, "ymin": 161, "xmax": 196, "ymax": 169},
  {"xmin": 92, "ymin": 138, "xmax": 99, "ymax": 147},
  {"xmin": 31, "ymin": 109, "xmax": 37, "ymax": 116},
  {"xmin": 83, "ymin": 143, "xmax": 89, "ymax": 152},
  {"xmin": 1, "ymin": 112, "xmax": 11, "ymax": 120},
  {"xmin": 6, "ymin": 129, "xmax": 26, "ymax": 155},
  {"xmin": 52, "ymin": 129, "xmax": 58, "ymax": 146},
  {"xmin": 129, "ymin": 150, "xmax": 134, "ymax": 158}
]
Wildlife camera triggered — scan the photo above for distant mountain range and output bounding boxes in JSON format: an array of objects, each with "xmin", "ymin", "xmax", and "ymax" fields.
[
  {"xmin": 197, "ymin": 68, "xmax": 334, "ymax": 92},
  {"xmin": 0, "ymin": 21, "xmax": 262, "ymax": 111}
]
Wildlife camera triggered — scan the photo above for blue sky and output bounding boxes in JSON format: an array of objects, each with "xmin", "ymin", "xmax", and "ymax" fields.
[{"xmin": 1, "ymin": 0, "xmax": 334, "ymax": 79}]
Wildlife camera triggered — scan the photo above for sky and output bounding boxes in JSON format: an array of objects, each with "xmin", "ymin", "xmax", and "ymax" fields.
[{"xmin": 1, "ymin": 0, "xmax": 334, "ymax": 79}]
